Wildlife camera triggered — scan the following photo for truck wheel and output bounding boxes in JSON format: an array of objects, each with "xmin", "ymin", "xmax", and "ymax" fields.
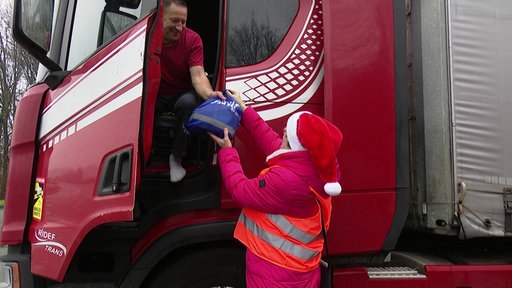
[{"xmin": 144, "ymin": 246, "xmax": 246, "ymax": 288}]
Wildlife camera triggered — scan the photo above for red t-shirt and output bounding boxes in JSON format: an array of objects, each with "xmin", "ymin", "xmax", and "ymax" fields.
[{"xmin": 159, "ymin": 27, "xmax": 204, "ymax": 95}]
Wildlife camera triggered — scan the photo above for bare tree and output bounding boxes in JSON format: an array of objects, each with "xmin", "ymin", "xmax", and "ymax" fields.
[
  {"xmin": 226, "ymin": 15, "xmax": 279, "ymax": 67},
  {"xmin": 0, "ymin": 3, "xmax": 38, "ymax": 199}
]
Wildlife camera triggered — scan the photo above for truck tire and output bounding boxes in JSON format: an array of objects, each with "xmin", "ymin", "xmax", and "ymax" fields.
[{"xmin": 144, "ymin": 246, "xmax": 246, "ymax": 288}]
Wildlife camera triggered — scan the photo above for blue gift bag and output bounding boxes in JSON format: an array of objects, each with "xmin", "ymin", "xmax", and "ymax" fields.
[{"xmin": 185, "ymin": 90, "xmax": 242, "ymax": 139}]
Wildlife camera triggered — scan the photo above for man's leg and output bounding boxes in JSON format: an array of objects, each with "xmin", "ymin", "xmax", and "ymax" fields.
[{"xmin": 170, "ymin": 90, "xmax": 203, "ymax": 182}]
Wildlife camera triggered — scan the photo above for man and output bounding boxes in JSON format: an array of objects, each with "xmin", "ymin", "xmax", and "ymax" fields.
[{"xmin": 157, "ymin": 0, "xmax": 224, "ymax": 182}]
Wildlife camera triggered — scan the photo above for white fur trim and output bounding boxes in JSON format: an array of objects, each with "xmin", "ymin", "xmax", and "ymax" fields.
[
  {"xmin": 324, "ymin": 182, "xmax": 342, "ymax": 196},
  {"xmin": 286, "ymin": 111, "xmax": 310, "ymax": 150},
  {"xmin": 266, "ymin": 149, "xmax": 294, "ymax": 163}
]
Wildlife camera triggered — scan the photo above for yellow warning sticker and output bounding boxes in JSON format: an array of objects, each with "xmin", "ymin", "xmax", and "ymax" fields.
[{"xmin": 33, "ymin": 183, "xmax": 44, "ymax": 220}]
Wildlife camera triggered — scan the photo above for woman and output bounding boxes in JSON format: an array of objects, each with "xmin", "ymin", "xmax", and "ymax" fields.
[{"xmin": 210, "ymin": 90, "xmax": 343, "ymax": 287}]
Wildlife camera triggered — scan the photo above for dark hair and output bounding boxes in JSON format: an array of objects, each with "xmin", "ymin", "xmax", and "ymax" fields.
[{"xmin": 164, "ymin": 0, "xmax": 187, "ymax": 9}]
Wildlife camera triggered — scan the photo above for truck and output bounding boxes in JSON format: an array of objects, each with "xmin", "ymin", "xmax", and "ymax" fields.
[{"xmin": 2, "ymin": 0, "xmax": 512, "ymax": 286}]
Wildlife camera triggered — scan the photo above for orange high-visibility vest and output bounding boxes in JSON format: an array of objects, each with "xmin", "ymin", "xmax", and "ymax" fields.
[{"xmin": 234, "ymin": 168, "xmax": 332, "ymax": 272}]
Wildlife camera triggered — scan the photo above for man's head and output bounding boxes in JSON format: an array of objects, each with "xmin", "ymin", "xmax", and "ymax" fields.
[{"xmin": 163, "ymin": 0, "xmax": 188, "ymax": 45}]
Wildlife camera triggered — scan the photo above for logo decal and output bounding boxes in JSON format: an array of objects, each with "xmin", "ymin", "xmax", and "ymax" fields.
[{"xmin": 34, "ymin": 229, "xmax": 67, "ymax": 257}]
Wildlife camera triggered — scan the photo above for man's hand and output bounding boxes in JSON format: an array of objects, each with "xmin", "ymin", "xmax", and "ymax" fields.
[
  {"xmin": 209, "ymin": 128, "xmax": 232, "ymax": 148},
  {"xmin": 210, "ymin": 90, "xmax": 225, "ymax": 100}
]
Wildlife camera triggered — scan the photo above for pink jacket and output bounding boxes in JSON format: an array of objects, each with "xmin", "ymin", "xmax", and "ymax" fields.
[{"xmin": 218, "ymin": 107, "xmax": 335, "ymax": 287}]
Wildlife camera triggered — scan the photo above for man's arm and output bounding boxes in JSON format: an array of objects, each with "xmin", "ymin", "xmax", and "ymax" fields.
[{"xmin": 190, "ymin": 65, "xmax": 224, "ymax": 100}]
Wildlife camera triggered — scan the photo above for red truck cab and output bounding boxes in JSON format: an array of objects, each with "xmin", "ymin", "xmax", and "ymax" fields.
[{"xmin": 4, "ymin": 0, "xmax": 512, "ymax": 287}]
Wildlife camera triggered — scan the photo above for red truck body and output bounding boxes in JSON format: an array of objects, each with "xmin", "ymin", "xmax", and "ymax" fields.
[{"xmin": 3, "ymin": 0, "xmax": 512, "ymax": 287}]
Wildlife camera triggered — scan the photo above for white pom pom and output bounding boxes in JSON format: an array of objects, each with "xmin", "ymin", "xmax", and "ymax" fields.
[{"xmin": 324, "ymin": 182, "xmax": 342, "ymax": 196}]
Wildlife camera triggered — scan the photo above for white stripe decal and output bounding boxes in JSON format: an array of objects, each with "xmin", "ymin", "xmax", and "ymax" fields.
[
  {"xmin": 258, "ymin": 66, "xmax": 323, "ymax": 121},
  {"xmin": 41, "ymin": 77, "xmax": 142, "ymax": 152},
  {"xmin": 77, "ymin": 82, "xmax": 142, "ymax": 131},
  {"xmin": 41, "ymin": 71, "xmax": 143, "ymax": 145},
  {"xmin": 42, "ymin": 26, "xmax": 146, "ymax": 114},
  {"xmin": 39, "ymin": 29, "xmax": 146, "ymax": 140}
]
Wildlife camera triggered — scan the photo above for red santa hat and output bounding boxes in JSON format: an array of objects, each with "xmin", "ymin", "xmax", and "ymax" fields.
[{"xmin": 286, "ymin": 111, "xmax": 343, "ymax": 196}]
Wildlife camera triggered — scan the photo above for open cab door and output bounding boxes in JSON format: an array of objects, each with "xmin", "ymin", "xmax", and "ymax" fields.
[{"xmin": 12, "ymin": 0, "xmax": 159, "ymax": 281}]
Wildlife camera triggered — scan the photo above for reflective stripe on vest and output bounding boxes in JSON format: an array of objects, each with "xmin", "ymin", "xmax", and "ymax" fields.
[
  {"xmin": 235, "ymin": 207, "xmax": 325, "ymax": 272},
  {"xmin": 239, "ymin": 212, "xmax": 320, "ymax": 260},
  {"xmin": 267, "ymin": 214, "xmax": 321, "ymax": 244},
  {"xmin": 233, "ymin": 165, "xmax": 332, "ymax": 272}
]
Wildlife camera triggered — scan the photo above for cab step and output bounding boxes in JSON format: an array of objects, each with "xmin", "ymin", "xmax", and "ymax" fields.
[{"xmin": 367, "ymin": 267, "xmax": 426, "ymax": 279}]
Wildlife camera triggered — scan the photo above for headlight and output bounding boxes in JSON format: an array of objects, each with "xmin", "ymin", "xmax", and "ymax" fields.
[{"xmin": 0, "ymin": 262, "xmax": 19, "ymax": 288}]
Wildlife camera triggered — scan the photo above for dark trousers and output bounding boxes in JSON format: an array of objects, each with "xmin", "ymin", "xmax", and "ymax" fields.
[{"xmin": 155, "ymin": 90, "xmax": 203, "ymax": 157}]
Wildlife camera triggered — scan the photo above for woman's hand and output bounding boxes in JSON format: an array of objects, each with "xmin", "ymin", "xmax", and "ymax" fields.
[
  {"xmin": 226, "ymin": 89, "xmax": 247, "ymax": 110},
  {"xmin": 209, "ymin": 128, "xmax": 232, "ymax": 148}
]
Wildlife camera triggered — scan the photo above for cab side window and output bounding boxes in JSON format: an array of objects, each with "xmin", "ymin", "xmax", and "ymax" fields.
[
  {"xmin": 66, "ymin": 0, "xmax": 150, "ymax": 69},
  {"xmin": 225, "ymin": 0, "xmax": 298, "ymax": 68}
]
